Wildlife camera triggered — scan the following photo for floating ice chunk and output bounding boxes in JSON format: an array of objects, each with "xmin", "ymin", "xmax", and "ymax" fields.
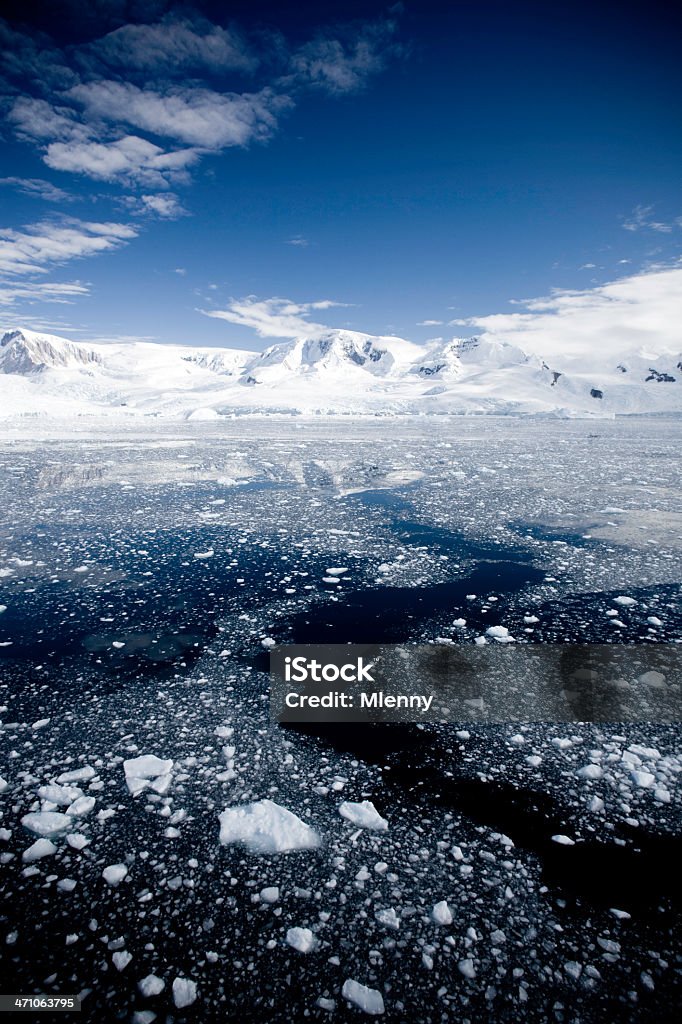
[
  {"xmin": 613, "ymin": 596, "xmax": 637, "ymax": 607},
  {"xmin": 342, "ymin": 979, "xmax": 385, "ymax": 1016},
  {"xmin": 139, "ymin": 975, "xmax": 165, "ymax": 997},
  {"xmin": 523, "ymin": 615, "xmax": 540, "ymax": 624},
  {"xmin": 149, "ymin": 774, "xmax": 173, "ymax": 796},
  {"xmin": 485, "ymin": 625, "xmax": 514, "ymax": 641},
  {"xmin": 317, "ymin": 997, "xmax": 336, "ymax": 1011},
  {"xmin": 132, "ymin": 1011, "xmax": 157, "ymax": 1023},
  {"xmin": 193, "ymin": 549, "xmax": 214, "ymax": 560},
  {"xmin": 23, "ymin": 838, "xmax": 57, "ymax": 862},
  {"xmin": 0, "ymin": 777, "xmax": 8, "ymax": 793},
  {"xmin": 112, "ymin": 951, "xmax": 132, "ymax": 971},
  {"xmin": 610, "ymin": 908, "xmax": 631, "ymax": 920},
  {"xmin": 67, "ymin": 796, "xmax": 96, "ymax": 817},
  {"xmin": 647, "ymin": 616, "xmax": 663, "ymax": 627},
  {"xmin": 432, "ymin": 900, "xmax": 453, "ymax": 926},
  {"xmin": 102, "ymin": 864, "xmax": 128, "ymax": 886},
  {"xmin": 66, "ymin": 834, "xmax": 89, "ymax": 850},
  {"xmin": 22, "ymin": 812, "xmax": 72, "ymax": 837},
  {"xmin": 629, "ymin": 745, "xmax": 661, "ymax": 760},
  {"xmin": 56, "ymin": 767, "xmax": 95, "ymax": 784},
  {"xmin": 286, "ymin": 927, "xmax": 317, "ymax": 953},
  {"xmin": 376, "ymin": 908, "xmax": 400, "ymax": 930},
  {"xmin": 577, "ymin": 765, "xmax": 603, "ymax": 780},
  {"xmin": 172, "ymin": 978, "xmax": 197, "ymax": 1008},
  {"xmin": 124, "ymin": 755, "xmax": 173, "ymax": 779},
  {"xmin": 218, "ymin": 799, "xmax": 320, "ymax": 854},
  {"xmin": 458, "ymin": 959, "xmax": 476, "ymax": 979},
  {"xmin": 326, "ymin": 567, "xmax": 348, "ymax": 575},
  {"xmin": 32, "ymin": 719, "xmax": 50, "ymax": 730},
  {"xmin": 123, "ymin": 755, "xmax": 173, "ymax": 796},
  {"xmin": 260, "ymin": 886, "xmax": 279, "ymax": 903},
  {"xmin": 630, "ymin": 770, "xmax": 655, "ymax": 789},
  {"xmin": 453, "ymin": 618, "xmax": 467, "ymax": 627},
  {"xmin": 261, "ymin": 638, "xmax": 276, "ymax": 648},
  {"xmin": 551, "ymin": 835, "xmax": 576, "ymax": 846},
  {"xmin": 37, "ymin": 784, "xmax": 82, "ymax": 805},
  {"xmin": 0, "ymin": 605, "xmax": 6, "ymax": 613},
  {"xmin": 57, "ymin": 878, "xmax": 77, "ymax": 892},
  {"xmin": 338, "ymin": 801, "xmax": 388, "ymax": 831},
  {"xmin": 638, "ymin": 671, "xmax": 666, "ymax": 689},
  {"xmin": 597, "ymin": 937, "xmax": 620, "ymax": 954}
]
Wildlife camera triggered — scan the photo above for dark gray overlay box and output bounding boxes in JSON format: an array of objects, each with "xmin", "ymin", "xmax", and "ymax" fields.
[{"xmin": 270, "ymin": 644, "xmax": 682, "ymax": 723}]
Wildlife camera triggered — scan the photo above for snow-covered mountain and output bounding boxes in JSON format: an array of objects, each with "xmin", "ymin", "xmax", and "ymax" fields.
[{"xmin": 1, "ymin": 326, "xmax": 680, "ymax": 419}]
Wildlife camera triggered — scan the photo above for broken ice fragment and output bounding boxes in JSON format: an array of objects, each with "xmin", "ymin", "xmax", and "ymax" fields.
[
  {"xmin": 218, "ymin": 799, "xmax": 320, "ymax": 854},
  {"xmin": 286, "ymin": 927, "xmax": 317, "ymax": 953},
  {"xmin": 432, "ymin": 900, "xmax": 453, "ymax": 926},
  {"xmin": 102, "ymin": 864, "xmax": 128, "ymax": 886},
  {"xmin": 21, "ymin": 812, "xmax": 73, "ymax": 837},
  {"xmin": 172, "ymin": 977, "xmax": 197, "ymax": 1008},
  {"xmin": 342, "ymin": 979, "xmax": 385, "ymax": 1015},
  {"xmin": 22, "ymin": 838, "xmax": 57, "ymax": 862},
  {"xmin": 338, "ymin": 801, "xmax": 388, "ymax": 831}
]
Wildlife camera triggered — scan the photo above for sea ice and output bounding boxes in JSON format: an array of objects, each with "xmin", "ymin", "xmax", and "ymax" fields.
[
  {"xmin": 432, "ymin": 900, "xmax": 453, "ymax": 926},
  {"xmin": 338, "ymin": 801, "xmax": 388, "ymax": 831},
  {"xmin": 102, "ymin": 864, "xmax": 128, "ymax": 885},
  {"xmin": 342, "ymin": 979, "xmax": 385, "ymax": 1015},
  {"xmin": 218, "ymin": 799, "xmax": 320, "ymax": 854},
  {"xmin": 21, "ymin": 812, "xmax": 73, "ymax": 836},
  {"xmin": 172, "ymin": 977, "xmax": 197, "ymax": 1008},
  {"xmin": 286, "ymin": 927, "xmax": 317, "ymax": 953},
  {"xmin": 22, "ymin": 838, "xmax": 57, "ymax": 862},
  {"xmin": 123, "ymin": 755, "xmax": 173, "ymax": 796}
]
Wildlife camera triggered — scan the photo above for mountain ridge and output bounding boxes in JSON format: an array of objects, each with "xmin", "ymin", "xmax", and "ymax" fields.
[{"xmin": 1, "ymin": 326, "xmax": 680, "ymax": 419}]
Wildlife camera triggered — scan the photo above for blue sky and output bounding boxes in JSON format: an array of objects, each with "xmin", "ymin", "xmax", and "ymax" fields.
[{"xmin": 0, "ymin": 0, "xmax": 680, "ymax": 352}]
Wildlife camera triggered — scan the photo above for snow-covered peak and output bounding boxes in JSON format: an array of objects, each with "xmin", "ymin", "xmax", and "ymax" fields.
[
  {"xmin": 0, "ymin": 329, "xmax": 102, "ymax": 374},
  {"xmin": 246, "ymin": 330, "xmax": 423, "ymax": 380},
  {"xmin": 180, "ymin": 348, "xmax": 254, "ymax": 375}
]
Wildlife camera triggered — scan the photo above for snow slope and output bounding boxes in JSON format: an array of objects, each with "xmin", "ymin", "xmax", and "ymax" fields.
[{"xmin": 0, "ymin": 327, "xmax": 680, "ymax": 419}]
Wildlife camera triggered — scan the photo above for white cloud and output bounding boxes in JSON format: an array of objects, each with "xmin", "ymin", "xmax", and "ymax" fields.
[
  {"xmin": 44, "ymin": 135, "xmax": 199, "ymax": 186},
  {"xmin": 202, "ymin": 296, "xmax": 347, "ymax": 339},
  {"xmin": 90, "ymin": 15, "xmax": 257, "ymax": 74},
  {"xmin": 0, "ymin": 177, "xmax": 72, "ymax": 203},
  {"xmin": 68, "ymin": 81, "xmax": 290, "ymax": 149},
  {"xmin": 5, "ymin": 13, "xmax": 402, "ymax": 192},
  {"xmin": 286, "ymin": 236, "xmax": 309, "ymax": 247},
  {"xmin": 0, "ymin": 218, "xmax": 137, "ymax": 276},
  {"xmin": 417, "ymin": 319, "xmax": 443, "ymax": 326},
  {"xmin": 120, "ymin": 193, "xmax": 188, "ymax": 219},
  {"xmin": 0, "ymin": 280, "xmax": 90, "ymax": 308},
  {"xmin": 291, "ymin": 18, "xmax": 401, "ymax": 94},
  {"xmin": 622, "ymin": 204, "xmax": 678, "ymax": 233},
  {"xmin": 453, "ymin": 265, "xmax": 682, "ymax": 365},
  {"xmin": 8, "ymin": 97, "xmax": 89, "ymax": 144}
]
